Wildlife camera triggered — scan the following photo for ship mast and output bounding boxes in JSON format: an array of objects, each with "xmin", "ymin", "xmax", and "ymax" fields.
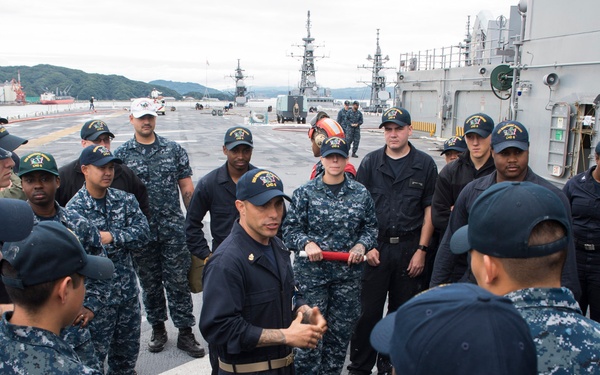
[
  {"xmin": 229, "ymin": 59, "xmax": 251, "ymax": 106},
  {"xmin": 295, "ymin": 11, "xmax": 324, "ymax": 97},
  {"xmin": 358, "ymin": 29, "xmax": 391, "ymax": 113}
]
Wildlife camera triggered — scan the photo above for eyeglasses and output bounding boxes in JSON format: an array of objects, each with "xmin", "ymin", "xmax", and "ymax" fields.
[{"xmin": 92, "ymin": 136, "xmax": 113, "ymax": 145}]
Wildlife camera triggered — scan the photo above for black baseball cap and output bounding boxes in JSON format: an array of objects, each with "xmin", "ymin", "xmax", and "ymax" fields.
[
  {"xmin": 18, "ymin": 151, "xmax": 60, "ymax": 177},
  {"xmin": 80, "ymin": 145, "xmax": 122, "ymax": 167},
  {"xmin": 451, "ymin": 181, "xmax": 570, "ymax": 258},
  {"xmin": 0, "ymin": 199, "xmax": 34, "ymax": 242},
  {"xmin": 236, "ymin": 169, "xmax": 291, "ymax": 206},
  {"xmin": 380, "ymin": 107, "xmax": 411, "ymax": 128},
  {"xmin": 224, "ymin": 127, "xmax": 253, "ymax": 150},
  {"xmin": 80, "ymin": 120, "xmax": 115, "ymax": 141},
  {"xmin": 491, "ymin": 121, "xmax": 530, "ymax": 153},
  {"xmin": 0, "ymin": 125, "xmax": 28, "ymax": 152},
  {"xmin": 343, "ymin": 100, "xmax": 350, "ymax": 105},
  {"xmin": 352, "ymin": 101, "xmax": 359, "ymax": 106},
  {"xmin": 370, "ymin": 283, "xmax": 537, "ymax": 375},
  {"xmin": 2, "ymin": 221, "xmax": 114, "ymax": 289},
  {"xmin": 441, "ymin": 136, "xmax": 467, "ymax": 155},
  {"xmin": 464, "ymin": 113, "xmax": 494, "ymax": 138},
  {"xmin": 320, "ymin": 137, "xmax": 349, "ymax": 158}
]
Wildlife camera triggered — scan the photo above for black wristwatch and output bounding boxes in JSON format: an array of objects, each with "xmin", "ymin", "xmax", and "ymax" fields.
[{"xmin": 417, "ymin": 245, "xmax": 428, "ymax": 252}]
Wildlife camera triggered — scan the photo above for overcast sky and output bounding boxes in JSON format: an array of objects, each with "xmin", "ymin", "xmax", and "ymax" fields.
[{"xmin": 3, "ymin": 0, "xmax": 517, "ymax": 91}]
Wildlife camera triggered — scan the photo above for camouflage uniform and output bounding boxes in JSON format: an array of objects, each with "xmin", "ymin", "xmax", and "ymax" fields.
[
  {"xmin": 0, "ymin": 172, "xmax": 26, "ymax": 200},
  {"xmin": 336, "ymin": 107, "xmax": 350, "ymax": 134},
  {"xmin": 33, "ymin": 201, "xmax": 106, "ymax": 371},
  {"xmin": 0, "ymin": 312, "xmax": 102, "ymax": 374},
  {"xmin": 507, "ymin": 287, "xmax": 600, "ymax": 374},
  {"xmin": 67, "ymin": 187, "xmax": 150, "ymax": 374},
  {"xmin": 114, "ymin": 134, "xmax": 196, "ymax": 329},
  {"xmin": 283, "ymin": 176, "xmax": 378, "ymax": 374},
  {"xmin": 345, "ymin": 109, "xmax": 363, "ymax": 155}
]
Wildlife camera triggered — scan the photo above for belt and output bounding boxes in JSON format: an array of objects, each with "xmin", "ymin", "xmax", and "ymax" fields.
[
  {"xmin": 378, "ymin": 231, "xmax": 418, "ymax": 244},
  {"xmin": 219, "ymin": 353, "xmax": 294, "ymax": 373},
  {"xmin": 575, "ymin": 239, "xmax": 600, "ymax": 251}
]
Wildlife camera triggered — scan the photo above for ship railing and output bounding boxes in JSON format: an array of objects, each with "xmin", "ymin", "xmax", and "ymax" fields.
[{"xmin": 398, "ymin": 35, "xmax": 511, "ymax": 71}]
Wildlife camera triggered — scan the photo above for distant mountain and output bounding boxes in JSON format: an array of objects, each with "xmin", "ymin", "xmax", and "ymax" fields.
[
  {"xmin": 150, "ymin": 80, "xmax": 231, "ymax": 101},
  {"xmin": 0, "ymin": 65, "xmax": 182, "ymax": 101}
]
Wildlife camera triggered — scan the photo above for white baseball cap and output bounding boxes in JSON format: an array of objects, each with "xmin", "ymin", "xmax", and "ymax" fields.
[{"xmin": 130, "ymin": 98, "xmax": 157, "ymax": 118}]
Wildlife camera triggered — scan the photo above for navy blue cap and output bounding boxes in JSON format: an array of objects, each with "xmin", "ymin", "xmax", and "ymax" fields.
[
  {"xmin": 464, "ymin": 113, "xmax": 494, "ymax": 138},
  {"xmin": 0, "ymin": 146, "xmax": 11, "ymax": 160},
  {"xmin": 380, "ymin": 107, "xmax": 411, "ymax": 128},
  {"xmin": 79, "ymin": 145, "xmax": 122, "ymax": 167},
  {"xmin": 236, "ymin": 169, "xmax": 291, "ymax": 206},
  {"xmin": 0, "ymin": 125, "xmax": 27, "ymax": 152},
  {"xmin": 344, "ymin": 100, "xmax": 350, "ymax": 105},
  {"xmin": 0, "ymin": 199, "xmax": 34, "ymax": 242},
  {"xmin": 441, "ymin": 136, "xmax": 467, "ymax": 155},
  {"xmin": 595, "ymin": 141, "xmax": 600, "ymax": 155},
  {"xmin": 2, "ymin": 221, "xmax": 114, "ymax": 289},
  {"xmin": 491, "ymin": 121, "xmax": 530, "ymax": 153},
  {"xmin": 81, "ymin": 120, "xmax": 115, "ymax": 141},
  {"xmin": 224, "ymin": 127, "xmax": 253, "ymax": 150},
  {"xmin": 451, "ymin": 181, "xmax": 570, "ymax": 258},
  {"xmin": 320, "ymin": 137, "xmax": 349, "ymax": 158},
  {"xmin": 370, "ymin": 283, "xmax": 537, "ymax": 375}
]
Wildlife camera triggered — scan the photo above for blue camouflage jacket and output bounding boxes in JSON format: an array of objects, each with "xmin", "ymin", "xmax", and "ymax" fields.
[
  {"xmin": 114, "ymin": 133, "xmax": 192, "ymax": 242},
  {"xmin": 33, "ymin": 201, "xmax": 107, "ymax": 348},
  {"xmin": 284, "ymin": 176, "xmax": 377, "ymax": 253},
  {"xmin": 0, "ymin": 312, "xmax": 102, "ymax": 374},
  {"xmin": 67, "ymin": 187, "xmax": 149, "ymax": 305},
  {"xmin": 507, "ymin": 287, "xmax": 600, "ymax": 374},
  {"xmin": 346, "ymin": 109, "xmax": 363, "ymax": 127}
]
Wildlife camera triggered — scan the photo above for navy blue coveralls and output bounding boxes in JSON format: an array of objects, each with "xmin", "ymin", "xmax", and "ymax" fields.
[
  {"xmin": 348, "ymin": 143, "xmax": 438, "ymax": 374},
  {"xmin": 200, "ymin": 221, "xmax": 303, "ymax": 375},
  {"xmin": 563, "ymin": 165, "xmax": 600, "ymax": 322}
]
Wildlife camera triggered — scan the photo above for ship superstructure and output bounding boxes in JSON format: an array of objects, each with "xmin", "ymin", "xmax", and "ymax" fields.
[
  {"xmin": 393, "ymin": 0, "xmax": 600, "ymax": 185},
  {"xmin": 230, "ymin": 59, "xmax": 250, "ymax": 106}
]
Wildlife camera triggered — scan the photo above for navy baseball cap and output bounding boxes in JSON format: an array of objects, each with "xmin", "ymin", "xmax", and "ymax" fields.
[
  {"xmin": 595, "ymin": 141, "xmax": 600, "ymax": 155},
  {"xmin": 0, "ymin": 146, "xmax": 11, "ymax": 160},
  {"xmin": 320, "ymin": 137, "xmax": 349, "ymax": 158},
  {"xmin": 80, "ymin": 145, "xmax": 122, "ymax": 167},
  {"xmin": 370, "ymin": 283, "xmax": 537, "ymax": 375},
  {"xmin": 0, "ymin": 199, "xmax": 34, "ymax": 242},
  {"xmin": 463, "ymin": 113, "xmax": 494, "ymax": 138},
  {"xmin": 224, "ymin": 127, "xmax": 253, "ymax": 150},
  {"xmin": 441, "ymin": 136, "xmax": 467, "ymax": 155},
  {"xmin": 1, "ymin": 221, "xmax": 114, "ymax": 289},
  {"xmin": 451, "ymin": 181, "xmax": 570, "ymax": 258},
  {"xmin": 343, "ymin": 100, "xmax": 350, "ymax": 105},
  {"xmin": 81, "ymin": 120, "xmax": 115, "ymax": 141},
  {"xmin": 18, "ymin": 151, "xmax": 60, "ymax": 177},
  {"xmin": 236, "ymin": 169, "xmax": 291, "ymax": 206},
  {"xmin": 0, "ymin": 125, "xmax": 28, "ymax": 152},
  {"xmin": 491, "ymin": 121, "xmax": 530, "ymax": 153},
  {"xmin": 380, "ymin": 107, "xmax": 411, "ymax": 128}
]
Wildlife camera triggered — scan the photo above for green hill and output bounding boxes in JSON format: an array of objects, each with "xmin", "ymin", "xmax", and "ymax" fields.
[{"xmin": 0, "ymin": 65, "xmax": 183, "ymax": 101}]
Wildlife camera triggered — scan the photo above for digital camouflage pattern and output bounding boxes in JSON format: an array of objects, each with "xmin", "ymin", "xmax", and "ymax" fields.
[
  {"xmin": 33, "ymin": 201, "xmax": 106, "ymax": 371},
  {"xmin": 114, "ymin": 134, "xmax": 192, "ymax": 241},
  {"xmin": 0, "ymin": 312, "xmax": 102, "ymax": 374},
  {"xmin": 345, "ymin": 109, "xmax": 363, "ymax": 155},
  {"xmin": 67, "ymin": 187, "xmax": 149, "ymax": 373},
  {"xmin": 114, "ymin": 134, "xmax": 196, "ymax": 328},
  {"xmin": 336, "ymin": 107, "xmax": 350, "ymax": 133},
  {"xmin": 507, "ymin": 287, "xmax": 600, "ymax": 374},
  {"xmin": 283, "ymin": 176, "xmax": 377, "ymax": 374}
]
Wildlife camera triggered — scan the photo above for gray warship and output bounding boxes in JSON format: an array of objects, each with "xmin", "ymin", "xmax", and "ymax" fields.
[
  {"xmin": 358, "ymin": 29, "xmax": 392, "ymax": 113},
  {"xmin": 394, "ymin": 0, "xmax": 600, "ymax": 186},
  {"xmin": 230, "ymin": 59, "xmax": 250, "ymax": 107}
]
